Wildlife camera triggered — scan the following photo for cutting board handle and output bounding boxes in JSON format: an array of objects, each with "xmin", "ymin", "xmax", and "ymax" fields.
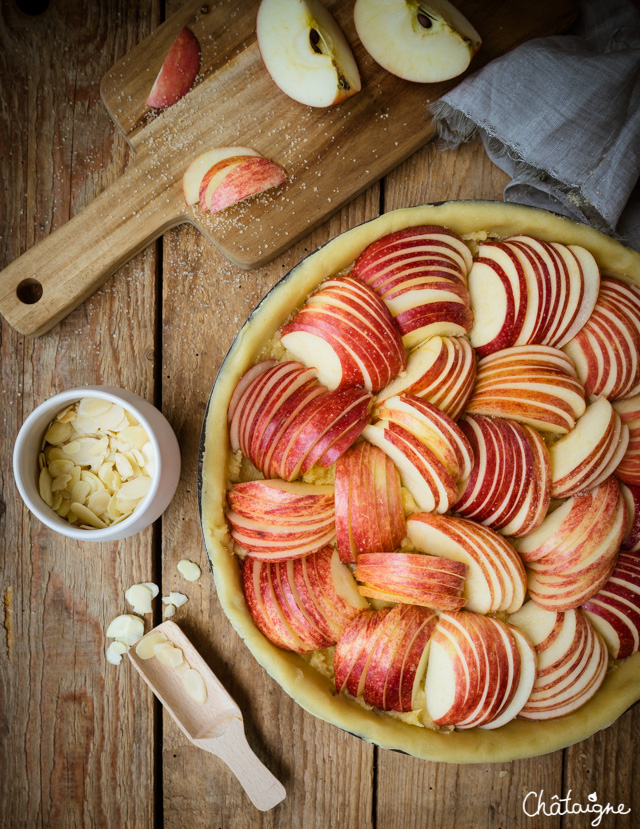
[{"xmin": 0, "ymin": 160, "xmax": 183, "ymax": 337}]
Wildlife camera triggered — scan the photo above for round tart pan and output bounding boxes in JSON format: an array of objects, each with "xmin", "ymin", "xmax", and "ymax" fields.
[{"xmin": 198, "ymin": 201, "xmax": 640, "ymax": 763}]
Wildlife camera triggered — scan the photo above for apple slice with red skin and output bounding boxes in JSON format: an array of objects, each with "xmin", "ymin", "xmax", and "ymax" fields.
[
  {"xmin": 355, "ymin": 552, "xmax": 467, "ymax": 611},
  {"xmin": 377, "ymin": 335, "xmax": 476, "ymax": 419},
  {"xmin": 246, "ymin": 367, "xmax": 322, "ymax": 469},
  {"xmin": 350, "ymin": 225, "xmax": 473, "ymax": 347},
  {"xmin": 551, "ymin": 242, "xmax": 600, "ymax": 348},
  {"xmin": 465, "ymin": 344, "xmax": 585, "ymax": 435},
  {"xmin": 199, "ymin": 155, "xmax": 260, "ymax": 212},
  {"xmin": 243, "ymin": 547, "xmax": 367, "ymax": 653},
  {"xmin": 368, "ymin": 605, "xmax": 437, "ymax": 713},
  {"xmin": 244, "ymin": 554, "xmax": 311, "ymax": 651},
  {"xmin": 241, "ymin": 363, "xmax": 319, "ymax": 461},
  {"xmin": 456, "ymin": 415, "xmax": 534, "ymax": 533},
  {"xmin": 334, "ymin": 441, "xmax": 406, "ymax": 563},
  {"xmin": 376, "ymin": 395, "xmax": 473, "ymax": 483},
  {"xmin": 564, "ymin": 277, "xmax": 640, "ymax": 401},
  {"xmin": 456, "ymin": 615, "xmax": 522, "ymax": 729},
  {"xmin": 333, "ymin": 609, "xmax": 387, "ymax": 696},
  {"xmin": 146, "ymin": 27, "xmax": 201, "ymax": 110},
  {"xmin": 184, "ymin": 147, "xmax": 262, "ymax": 207},
  {"xmin": 281, "ymin": 276, "xmax": 405, "ymax": 392},
  {"xmin": 227, "ymin": 359, "xmax": 277, "ymax": 424},
  {"xmin": 407, "ymin": 512, "xmax": 527, "ymax": 615},
  {"xmin": 228, "ymin": 360, "xmax": 309, "ymax": 452},
  {"xmin": 392, "ymin": 299, "xmax": 473, "ymax": 348},
  {"xmin": 479, "ymin": 625, "xmax": 537, "ymax": 730},
  {"xmin": 268, "ymin": 386, "xmax": 372, "ymax": 481},
  {"xmin": 614, "ymin": 393, "xmax": 640, "ymax": 485},
  {"xmin": 517, "ymin": 477, "xmax": 627, "ymax": 611},
  {"xmin": 205, "ymin": 155, "xmax": 287, "ymax": 215},
  {"xmin": 508, "ymin": 601, "xmax": 609, "ymax": 720},
  {"xmin": 550, "ymin": 397, "xmax": 629, "ymax": 498},
  {"xmin": 582, "ymin": 552, "xmax": 640, "ymax": 659},
  {"xmin": 270, "ymin": 558, "xmax": 336, "ymax": 650},
  {"xmin": 468, "ymin": 253, "xmax": 526, "ymax": 356},
  {"xmin": 505, "ymin": 238, "xmax": 554, "ymax": 347},
  {"xmin": 351, "ymin": 225, "xmax": 473, "ymax": 285},
  {"xmin": 425, "ymin": 611, "xmax": 515, "ymax": 727},
  {"xmin": 227, "ymin": 480, "xmax": 335, "ymax": 561},
  {"xmin": 334, "ymin": 604, "xmax": 437, "ymax": 712},
  {"xmin": 620, "ymin": 483, "xmax": 640, "ymax": 552},
  {"xmin": 363, "ymin": 421, "xmax": 459, "ymax": 514}
]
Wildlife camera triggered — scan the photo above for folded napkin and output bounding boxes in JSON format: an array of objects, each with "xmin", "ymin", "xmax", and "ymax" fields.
[{"xmin": 430, "ymin": 0, "xmax": 640, "ymax": 251}]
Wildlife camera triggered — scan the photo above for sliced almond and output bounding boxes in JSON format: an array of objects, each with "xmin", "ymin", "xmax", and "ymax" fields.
[
  {"xmin": 163, "ymin": 603, "xmax": 176, "ymax": 619},
  {"xmin": 91, "ymin": 403, "xmax": 125, "ymax": 432},
  {"xmin": 78, "ymin": 397, "xmax": 112, "ymax": 419},
  {"xmin": 154, "ymin": 642, "xmax": 184, "ymax": 668},
  {"xmin": 125, "ymin": 583, "xmax": 154, "ymax": 614},
  {"xmin": 182, "ymin": 669, "xmax": 207, "ymax": 704},
  {"xmin": 117, "ymin": 476, "xmax": 152, "ymax": 502},
  {"xmin": 106, "ymin": 614, "xmax": 145, "ymax": 645},
  {"xmin": 177, "ymin": 560, "xmax": 201, "ymax": 582},
  {"xmin": 143, "ymin": 582, "xmax": 159, "ymax": 598},
  {"xmin": 48, "ymin": 458, "xmax": 75, "ymax": 478},
  {"xmin": 39, "ymin": 467, "xmax": 54, "ymax": 507},
  {"xmin": 51, "ymin": 473, "xmax": 72, "ymax": 492},
  {"xmin": 44, "ymin": 421, "xmax": 74, "ymax": 445},
  {"xmin": 119, "ymin": 426, "xmax": 149, "ymax": 449},
  {"xmin": 135, "ymin": 630, "xmax": 168, "ymax": 660},
  {"xmin": 70, "ymin": 479, "xmax": 92, "ymax": 503},
  {"xmin": 169, "ymin": 592, "xmax": 188, "ymax": 608},
  {"xmin": 106, "ymin": 641, "xmax": 129, "ymax": 665},
  {"xmin": 87, "ymin": 490, "xmax": 111, "ymax": 516},
  {"xmin": 70, "ymin": 502, "xmax": 107, "ymax": 529},
  {"xmin": 40, "ymin": 397, "xmax": 153, "ymax": 530},
  {"xmin": 115, "ymin": 452, "xmax": 135, "ymax": 480}
]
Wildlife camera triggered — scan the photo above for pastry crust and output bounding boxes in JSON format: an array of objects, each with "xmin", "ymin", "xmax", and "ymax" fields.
[{"xmin": 199, "ymin": 201, "xmax": 640, "ymax": 762}]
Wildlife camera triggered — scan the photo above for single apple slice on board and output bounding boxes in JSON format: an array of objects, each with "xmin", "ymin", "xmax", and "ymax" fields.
[
  {"xmin": 146, "ymin": 27, "xmax": 201, "ymax": 110},
  {"xmin": 207, "ymin": 156, "xmax": 288, "ymax": 215},
  {"xmin": 183, "ymin": 147, "xmax": 262, "ymax": 206}
]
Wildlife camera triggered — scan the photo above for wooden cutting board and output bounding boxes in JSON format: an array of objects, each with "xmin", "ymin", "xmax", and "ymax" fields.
[{"xmin": 0, "ymin": 0, "xmax": 576, "ymax": 337}]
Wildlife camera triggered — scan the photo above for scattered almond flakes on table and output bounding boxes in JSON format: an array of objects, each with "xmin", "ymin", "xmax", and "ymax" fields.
[{"xmin": 177, "ymin": 559, "xmax": 201, "ymax": 581}]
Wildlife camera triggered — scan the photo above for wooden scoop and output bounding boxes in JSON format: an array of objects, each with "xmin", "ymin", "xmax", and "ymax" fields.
[{"xmin": 128, "ymin": 620, "xmax": 286, "ymax": 812}]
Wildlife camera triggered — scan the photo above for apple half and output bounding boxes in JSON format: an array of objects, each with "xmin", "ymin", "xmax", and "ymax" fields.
[
  {"xmin": 353, "ymin": 0, "xmax": 481, "ymax": 83},
  {"xmin": 257, "ymin": 0, "xmax": 361, "ymax": 107}
]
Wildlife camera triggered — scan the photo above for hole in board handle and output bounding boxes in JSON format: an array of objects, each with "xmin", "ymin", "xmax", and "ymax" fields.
[{"xmin": 17, "ymin": 277, "xmax": 43, "ymax": 304}]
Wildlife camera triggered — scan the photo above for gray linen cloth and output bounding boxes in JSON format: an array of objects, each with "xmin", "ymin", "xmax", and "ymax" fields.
[{"xmin": 430, "ymin": 0, "xmax": 640, "ymax": 251}]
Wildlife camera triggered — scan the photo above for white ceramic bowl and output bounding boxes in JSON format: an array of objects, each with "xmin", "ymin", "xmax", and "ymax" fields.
[{"xmin": 13, "ymin": 386, "xmax": 181, "ymax": 541}]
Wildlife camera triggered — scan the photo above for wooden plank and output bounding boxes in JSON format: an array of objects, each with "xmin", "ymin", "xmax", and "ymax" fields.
[
  {"xmin": 159, "ymin": 117, "xmax": 379, "ymax": 822},
  {"xmin": 561, "ymin": 705, "xmax": 639, "ymax": 827},
  {"xmin": 0, "ymin": 1, "xmax": 160, "ymax": 826},
  {"xmin": 374, "ymin": 139, "xmax": 565, "ymax": 829}
]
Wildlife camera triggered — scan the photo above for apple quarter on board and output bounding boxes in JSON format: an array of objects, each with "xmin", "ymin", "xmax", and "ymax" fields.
[
  {"xmin": 256, "ymin": 0, "xmax": 361, "ymax": 108},
  {"xmin": 353, "ymin": 0, "xmax": 482, "ymax": 83},
  {"xmin": 200, "ymin": 201, "xmax": 640, "ymax": 764}
]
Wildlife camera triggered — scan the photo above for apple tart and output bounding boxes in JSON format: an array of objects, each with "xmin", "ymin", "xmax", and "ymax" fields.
[{"xmin": 199, "ymin": 202, "xmax": 640, "ymax": 762}]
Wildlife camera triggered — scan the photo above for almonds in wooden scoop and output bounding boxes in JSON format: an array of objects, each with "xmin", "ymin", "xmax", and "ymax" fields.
[{"xmin": 38, "ymin": 397, "xmax": 155, "ymax": 529}]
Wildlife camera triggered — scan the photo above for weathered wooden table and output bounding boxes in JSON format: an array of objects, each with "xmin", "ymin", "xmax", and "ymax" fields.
[{"xmin": 1, "ymin": 1, "xmax": 638, "ymax": 827}]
